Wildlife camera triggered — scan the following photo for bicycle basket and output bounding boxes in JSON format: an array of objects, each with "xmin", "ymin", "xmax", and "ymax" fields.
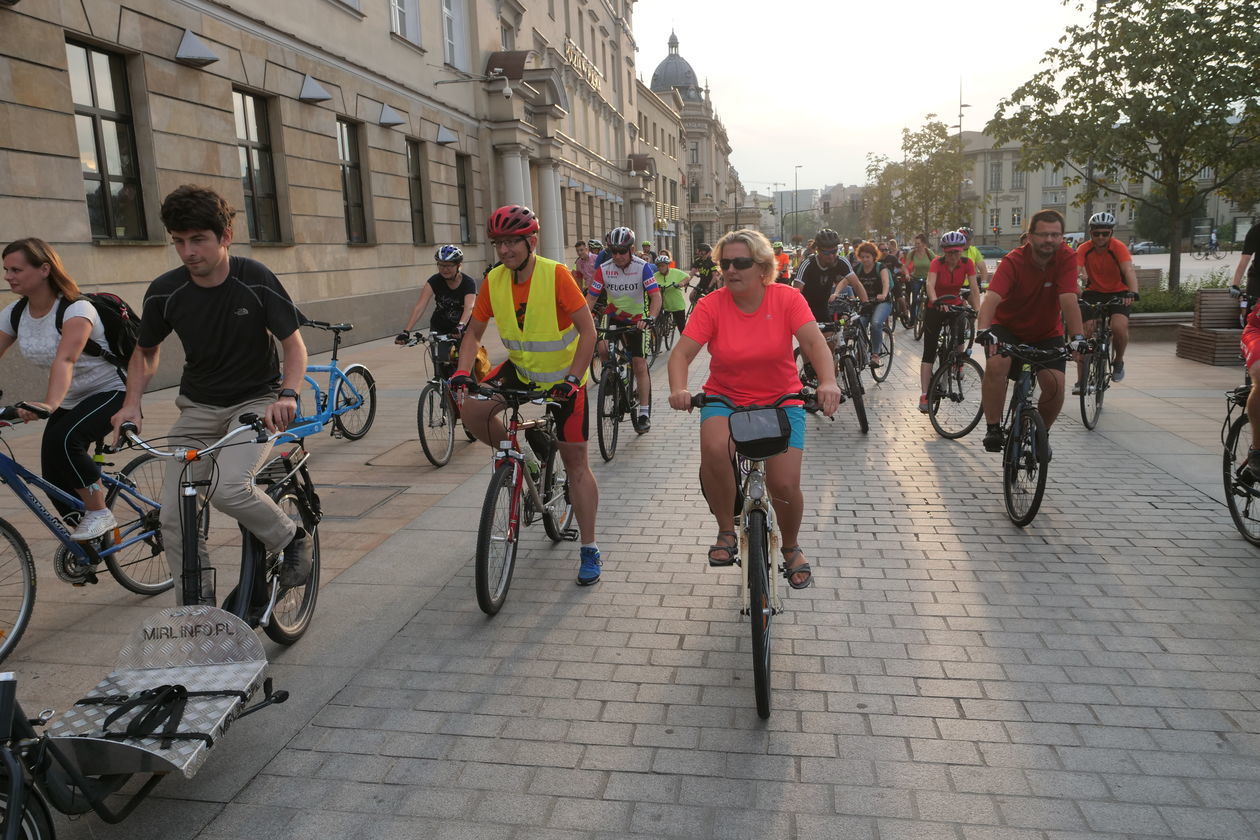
[{"xmin": 728, "ymin": 406, "xmax": 791, "ymax": 459}]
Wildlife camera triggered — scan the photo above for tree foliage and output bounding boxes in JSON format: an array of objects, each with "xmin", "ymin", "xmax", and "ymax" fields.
[
  {"xmin": 986, "ymin": 0, "xmax": 1260, "ymax": 289},
  {"xmin": 864, "ymin": 116, "xmax": 978, "ymax": 242}
]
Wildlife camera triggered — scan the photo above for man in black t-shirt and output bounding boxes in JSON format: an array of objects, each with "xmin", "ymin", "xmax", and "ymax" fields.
[
  {"xmin": 689, "ymin": 244, "xmax": 717, "ymax": 304},
  {"xmin": 1231, "ymin": 222, "xmax": 1260, "ymax": 303},
  {"xmin": 793, "ymin": 229, "xmax": 867, "ymax": 322},
  {"xmin": 112, "ymin": 186, "xmax": 310, "ymax": 605}
]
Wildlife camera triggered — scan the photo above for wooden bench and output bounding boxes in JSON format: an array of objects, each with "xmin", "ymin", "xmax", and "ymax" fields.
[
  {"xmin": 1175, "ymin": 288, "xmax": 1244, "ymax": 365},
  {"xmin": 1135, "ymin": 267, "xmax": 1162, "ymax": 291}
]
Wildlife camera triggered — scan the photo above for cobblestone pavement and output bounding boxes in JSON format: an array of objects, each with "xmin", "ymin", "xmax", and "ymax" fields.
[{"xmin": 11, "ymin": 331, "xmax": 1260, "ymax": 840}]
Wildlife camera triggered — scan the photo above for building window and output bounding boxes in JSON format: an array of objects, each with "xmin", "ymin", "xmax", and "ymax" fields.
[
  {"xmin": 66, "ymin": 41, "xmax": 146, "ymax": 240},
  {"xmin": 1012, "ymin": 207, "xmax": 1023, "ymax": 228},
  {"xmin": 390, "ymin": 0, "xmax": 420, "ymax": 44},
  {"xmin": 689, "ymin": 142, "xmax": 699, "ymax": 165},
  {"xmin": 989, "ymin": 160, "xmax": 1003, "ymax": 192},
  {"xmin": 1127, "ymin": 203, "xmax": 1136, "ymax": 223},
  {"xmin": 1043, "ymin": 166, "xmax": 1063, "ymax": 188},
  {"xmin": 231, "ymin": 91, "xmax": 281, "ymax": 243},
  {"xmin": 406, "ymin": 139, "xmax": 429, "ymax": 245},
  {"xmin": 455, "ymin": 153, "xmax": 472, "ymax": 243},
  {"xmin": 500, "ymin": 20, "xmax": 515, "ymax": 50},
  {"xmin": 443, "ymin": 0, "xmax": 469, "ymax": 70},
  {"xmin": 336, "ymin": 119, "xmax": 367, "ymax": 243},
  {"xmin": 1105, "ymin": 202, "xmax": 1119, "ymax": 221},
  {"xmin": 1044, "ymin": 189, "xmax": 1066, "ymax": 205},
  {"xmin": 1011, "ymin": 168, "xmax": 1026, "ymax": 190},
  {"xmin": 989, "ymin": 208, "xmax": 1001, "ymax": 229},
  {"xmin": 689, "ymin": 184, "xmax": 699, "ymax": 204}
]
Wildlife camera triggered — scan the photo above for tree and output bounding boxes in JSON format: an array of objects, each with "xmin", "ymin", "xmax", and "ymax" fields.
[
  {"xmin": 986, "ymin": 0, "xmax": 1260, "ymax": 289},
  {"xmin": 864, "ymin": 117, "xmax": 980, "ymax": 242},
  {"xmin": 1134, "ymin": 187, "xmax": 1207, "ymax": 244}
]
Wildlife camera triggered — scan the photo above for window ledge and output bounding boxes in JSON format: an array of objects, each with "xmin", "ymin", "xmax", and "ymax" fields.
[
  {"xmin": 317, "ymin": 0, "xmax": 366, "ymax": 20},
  {"xmin": 390, "ymin": 32, "xmax": 425, "ymax": 54},
  {"xmin": 244, "ymin": 241, "xmax": 296, "ymax": 248},
  {"xmin": 92, "ymin": 239, "xmax": 167, "ymax": 247},
  {"xmin": 347, "ymin": 241, "xmax": 377, "ymax": 247}
]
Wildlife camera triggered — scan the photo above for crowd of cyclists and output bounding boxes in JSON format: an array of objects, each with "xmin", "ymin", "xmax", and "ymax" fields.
[{"xmin": 7, "ymin": 184, "xmax": 1260, "ymax": 604}]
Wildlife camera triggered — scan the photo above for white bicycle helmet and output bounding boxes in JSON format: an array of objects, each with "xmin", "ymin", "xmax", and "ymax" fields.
[
  {"xmin": 605, "ymin": 227, "xmax": 636, "ymax": 248},
  {"xmin": 1088, "ymin": 211, "xmax": 1117, "ymax": 228}
]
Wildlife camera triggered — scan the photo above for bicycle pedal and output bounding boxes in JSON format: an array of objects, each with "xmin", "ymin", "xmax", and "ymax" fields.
[{"xmin": 561, "ymin": 527, "xmax": 579, "ymax": 542}]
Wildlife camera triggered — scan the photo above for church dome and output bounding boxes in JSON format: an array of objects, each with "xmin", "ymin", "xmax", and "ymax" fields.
[{"xmin": 650, "ymin": 32, "xmax": 703, "ymax": 102}]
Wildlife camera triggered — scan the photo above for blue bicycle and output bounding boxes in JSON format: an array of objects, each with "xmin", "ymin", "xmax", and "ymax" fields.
[
  {"xmin": 296, "ymin": 320, "xmax": 377, "ymax": 440},
  {"xmin": 0, "ymin": 399, "xmax": 180, "ymax": 664}
]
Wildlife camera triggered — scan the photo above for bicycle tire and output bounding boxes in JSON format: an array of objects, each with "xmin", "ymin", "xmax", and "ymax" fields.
[
  {"xmin": 0, "ymin": 519, "xmax": 35, "ymax": 665},
  {"xmin": 842, "ymin": 356, "xmax": 869, "ymax": 434},
  {"xmin": 103, "ymin": 453, "xmax": 177, "ymax": 595},
  {"xmin": 872, "ymin": 325, "xmax": 894, "ymax": 383},
  {"xmin": 1223, "ymin": 414, "xmax": 1260, "ymax": 546},
  {"xmin": 1079, "ymin": 350, "xmax": 1107, "ymax": 430},
  {"xmin": 540, "ymin": 444, "xmax": 575, "ymax": 542},
  {"xmin": 596, "ymin": 367, "xmax": 620, "ymax": 462},
  {"xmin": 913, "ymin": 308, "xmax": 925, "ymax": 341},
  {"xmin": 662, "ymin": 318, "xmax": 677, "ymax": 350},
  {"xmin": 475, "ymin": 461, "xmax": 520, "ymax": 615},
  {"xmin": 927, "ymin": 356, "xmax": 984, "ymax": 439},
  {"xmin": 646, "ymin": 325, "xmax": 661, "ymax": 368},
  {"xmin": 746, "ymin": 508, "xmax": 772, "ymax": 719},
  {"xmin": 417, "ymin": 382, "xmax": 456, "ymax": 467},
  {"xmin": 263, "ymin": 486, "xmax": 321, "ymax": 644},
  {"xmin": 331, "ymin": 364, "xmax": 377, "ymax": 441},
  {"xmin": 0, "ymin": 780, "xmax": 56, "ymax": 840},
  {"xmin": 1003, "ymin": 408, "xmax": 1049, "ymax": 527}
]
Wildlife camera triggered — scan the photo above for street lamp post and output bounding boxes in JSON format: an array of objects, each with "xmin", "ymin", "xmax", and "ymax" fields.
[
  {"xmin": 955, "ymin": 83, "xmax": 970, "ymax": 226},
  {"xmin": 793, "ymin": 165, "xmax": 802, "ymax": 243}
]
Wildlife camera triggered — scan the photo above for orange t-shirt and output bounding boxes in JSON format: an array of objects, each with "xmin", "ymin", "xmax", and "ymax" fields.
[
  {"xmin": 775, "ymin": 252, "xmax": 791, "ymax": 278},
  {"xmin": 471, "ymin": 263, "xmax": 587, "ymax": 330},
  {"xmin": 1076, "ymin": 238, "xmax": 1133, "ymax": 294}
]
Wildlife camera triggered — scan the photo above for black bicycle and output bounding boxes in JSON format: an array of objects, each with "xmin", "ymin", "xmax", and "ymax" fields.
[
  {"xmin": 926, "ymin": 297, "xmax": 984, "ymax": 439},
  {"xmin": 595, "ymin": 321, "xmax": 650, "ymax": 461},
  {"xmin": 407, "ymin": 330, "xmax": 476, "ymax": 466},
  {"xmin": 858, "ymin": 300, "xmax": 896, "ymax": 383},
  {"xmin": 796, "ymin": 314, "xmax": 866, "ymax": 434},
  {"xmin": 993, "ymin": 342, "xmax": 1071, "ymax": 527},
  {"xmin": 1077, "ymin": 295, "xmax": 1132, "ymax": 430}
]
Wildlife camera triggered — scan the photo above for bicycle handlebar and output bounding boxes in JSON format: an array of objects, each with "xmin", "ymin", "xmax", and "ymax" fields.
[
  {"xmin": 404, "ymin": 330, "xmax": 460, "ymax": 348},
  {"xmin": 996, "ymin": 342, "xmax": 1074, "ymax": 362},
  {"xmin": 690, "ymin": 391, "xmax": 816, "ymax": 411},
  {"xmin": 117, "ymin": 414, "xmax": 294, "ymax": 461}
]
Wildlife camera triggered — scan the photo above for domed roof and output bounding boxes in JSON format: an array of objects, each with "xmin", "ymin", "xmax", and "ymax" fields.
[{"xmin": 650, "ymin": 31, "xmax": 703, "ymax": 102}]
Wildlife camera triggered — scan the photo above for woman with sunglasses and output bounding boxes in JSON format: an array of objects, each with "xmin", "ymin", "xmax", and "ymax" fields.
[{"xmin": 667, "ymin": 229, "xmax": 840, "ymax": 589}]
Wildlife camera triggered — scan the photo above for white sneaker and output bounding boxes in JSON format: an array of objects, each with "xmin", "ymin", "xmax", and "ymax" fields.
[{"xmin": 69, "ymin": 508, "xmax": 117, "ymax": 541}]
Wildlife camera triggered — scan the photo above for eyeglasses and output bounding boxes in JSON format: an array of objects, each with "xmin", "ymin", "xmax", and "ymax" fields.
[
  {"xmin": 609, "ymin": 246, "xmax": 631, "ymax": 255},
  {"xmin": 720, "ymin": 257, "xmax": 756, "ymax": 271},
  {"xmin": 491, "ymin": 238, "xmax": 525, "ymax": 249},
  {"xmin": 1091, "ymin": 230, "xmax": 1113, "ymax": 238},
  {"xmin": 817, "ymin": 248, "xmax": 838, "ymax": 255}
]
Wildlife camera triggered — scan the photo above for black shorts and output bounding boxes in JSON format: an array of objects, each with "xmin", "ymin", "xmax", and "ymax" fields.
[
  {"xmin": 1080, "ymin": 289, "xmax": 1132, "ymax": 319},
  {"xmin": 483, "ymin": 360, "xmax": 590, "ymax": 443},
  {"xmin": 607, "ymin": 321, "xmax": 648, "ymax": 359},
  {"xmin": 990, "ymin": 326, "xmax": 1067, "ymax": 380}
]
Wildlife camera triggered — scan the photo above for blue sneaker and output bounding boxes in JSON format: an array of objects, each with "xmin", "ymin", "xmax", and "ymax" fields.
[{"xmin": 576, "ymin": 546, "xmax": 602, "ymax": 586}]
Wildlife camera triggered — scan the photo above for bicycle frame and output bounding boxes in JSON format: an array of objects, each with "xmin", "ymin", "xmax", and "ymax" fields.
[
  {"xmin": 300, "ymin": 364, "xmax": 364, "ymax": 424},
  {"xmin": 734, "ymin": 455, "xmax": 783, "ymax": 621}
]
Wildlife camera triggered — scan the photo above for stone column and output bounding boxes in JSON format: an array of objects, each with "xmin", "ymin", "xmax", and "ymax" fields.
[
  {"xmin": 536, "ymin": 159, "xmax": 563, "ymax": 260},
  {"xmin": 499, "ymin": 146, "xmax": 526, "ymax": 206},
  {"xmin": 520, "ymin": 156, "xmax": 534, "ymax": 209}
]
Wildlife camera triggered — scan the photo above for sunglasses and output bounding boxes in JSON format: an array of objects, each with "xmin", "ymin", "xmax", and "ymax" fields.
[
  {"xmin": 817, "ymin": 248, "xmax": 839, "ymax": 255},
  {"xmin": 1091, "ymin": 230, "xmax": 1113, "ymax": 237},
  {"xmin": 609, "ymin": 246, "xmax": 632, "ymax": 255},
  {"xmin": 720, "ymin": 257, "xmax": 756, "ymax": 271}
]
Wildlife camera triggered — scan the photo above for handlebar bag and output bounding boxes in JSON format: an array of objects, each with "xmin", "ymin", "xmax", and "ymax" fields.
[{"xmin": 728, "ymin": 406, "xmax": 791, "ymax": 460}]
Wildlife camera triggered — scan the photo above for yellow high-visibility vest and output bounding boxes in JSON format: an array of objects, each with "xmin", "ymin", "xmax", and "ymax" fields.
[{"xmin": 488, "ymin": 257, "xmax": 586, "ymax": 387}]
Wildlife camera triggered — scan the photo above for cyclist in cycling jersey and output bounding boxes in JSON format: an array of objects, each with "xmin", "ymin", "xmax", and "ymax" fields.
[
  {"xmin": 397, "ymin": 245, "xmax": 476, "ymax": 344},
  {"xmin": 451, "ymin": 205, "xmax": 603, "ymax": 585},
  {"xmin": 959, "ymin": 226, "xmax": 990, "ymax": 291},
  {"xmin": 772, "ymin": 241, "xmax": 792, "ymax": 284},
  {"xmin": 904, "ymin": 233, "xmax": 936, "ymax": 323},
  {"xmin": 586, "ymin": 226, "xmax": 662, "ymax": 433},
  {"xmin": 654, "ymin": 254, "xmax": 690, "ymax": 332},
  {"xmin": 918, "ymin": 232, "xmax": 976, "ymax": 412},
  {"xmin": 792, "ymin": 228, "xmax": 867, "ymax": 323},
  {"xmin": 1074, "ymin": 211, "xmax": 1139, "ymax": 390},
  {"xmin": 690, "ymin": 243, "xmax": 718, "ymax": 304},
  {"xmin": 852, "ymin": 242, "xmax": 894, "ymax": 365},
  {"xmin": 0, "ymin": 238, "xmax": 126, "ymax": 540}
]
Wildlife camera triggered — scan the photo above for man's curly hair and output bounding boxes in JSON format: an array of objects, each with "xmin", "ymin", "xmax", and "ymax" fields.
[{"xmin": 160, "ymin": 185, "xmax": 235, "ymax": 238}]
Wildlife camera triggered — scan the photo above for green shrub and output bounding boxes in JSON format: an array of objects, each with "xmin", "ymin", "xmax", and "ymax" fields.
[{"xmin": 1131, "ymin": 268, "xmax": 1233, "ymax": 313}]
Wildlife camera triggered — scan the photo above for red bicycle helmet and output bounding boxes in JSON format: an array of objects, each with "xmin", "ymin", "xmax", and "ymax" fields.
[{"xmin": 487, "ymin": 205, "xmax": 540, "ymax": 238}]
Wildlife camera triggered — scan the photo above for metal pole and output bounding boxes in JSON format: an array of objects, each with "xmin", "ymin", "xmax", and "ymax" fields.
[{"xmin": 794, "ymin": 165, "xmax": 802, "ymax": 242}]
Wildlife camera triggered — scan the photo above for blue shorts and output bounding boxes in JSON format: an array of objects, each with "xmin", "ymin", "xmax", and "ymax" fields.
[{"xmin": 700, "ymin": 404, "xmax": 806, "ymax": 450}]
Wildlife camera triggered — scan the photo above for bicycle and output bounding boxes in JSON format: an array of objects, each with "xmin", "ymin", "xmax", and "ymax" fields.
[
  {"xmin": 0, "ymin": 401, "xmax": 179, "ymax": 665},
  {"xmin": 691, "ymin": 391, "xmax": 814, "ymax": 720},
  {"xmin": 295, "ymin": 320, "xmax": 377, "ymax": 441},
  {"xmin": 795, "ymin": 312, "xmax": 867, "ymax": 434},
  {"xmin": 468, "ymin": 382, "xmax": 576, "ymax": 616},
  {"xmin": 909, "ymin": 278, "xmax": 927, "ymax": 341},
  {"xmin": 1077, "ymin": 295, "xmax": 1131, "ymax": 429},
  {"xmin": 991, "ymin": 342, "xmax": 1071, "ymax": 527},
  {"xmin": 406, "ymin": 330, "xmax": 476, "ymax": 467},
  {"xmin": 647, "ymin": 311, "xmax": 679, "ymax": 367},
  {"xmin": 857, "ymin": 300, "xmax": 895, "ymax": 383},
  {"xmin": 595, "ymin": 321, "xmax": 650, "ymax": 461},
  {"xmin": 925, "ymin": 297, "xmax": 984, "ymax": 439},
  {"xmin": 892, "ymin": 278, "xmax": 916, "ymax": 333},
  {"xmin": 1192, "ymin": 243, "xmax": 1226, "ymax": 261}
]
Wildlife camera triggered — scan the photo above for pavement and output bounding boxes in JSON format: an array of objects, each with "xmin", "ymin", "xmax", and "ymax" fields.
[{"xmin": 4, "ymin": 326, "xmax": 1260, "ymax": 840}]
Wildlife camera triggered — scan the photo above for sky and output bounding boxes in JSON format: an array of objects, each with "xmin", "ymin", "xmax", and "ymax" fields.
[{"xmin": 633, "ymin": 0, "xmax": 1092, "ymax": 194}]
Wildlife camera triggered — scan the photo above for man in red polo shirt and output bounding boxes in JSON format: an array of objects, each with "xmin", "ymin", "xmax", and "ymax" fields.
[{"xmin": 975, "ymin": 209, "xmax": 1086, "ymax": 452}]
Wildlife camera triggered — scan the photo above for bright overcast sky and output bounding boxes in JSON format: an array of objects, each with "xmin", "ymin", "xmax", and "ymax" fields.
[{"xmin": 633, "ymin": 0, "xmax": 1091, "ymax": 193}]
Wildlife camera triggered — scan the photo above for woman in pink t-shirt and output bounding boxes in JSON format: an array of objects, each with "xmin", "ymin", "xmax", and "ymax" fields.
[{"xmin": 667, "ymin": 229, "xmax": 840, "ymax": 589}]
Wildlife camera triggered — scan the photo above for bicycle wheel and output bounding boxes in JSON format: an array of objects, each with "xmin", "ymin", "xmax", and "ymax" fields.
[
  {"xmin": 1079, "ymin": 351, "xmax": 1107, "ymax": 430},
  {"xmin": 331, "ymin": 364, "xmax": 377, "ymax": 441},
  {"xmin": 746, "ymin": 508, "xmax": 772, "ymax": 719},
  {"xmin": 596, "ymin": 367, "xmax": 620, "ymax": 462},
  {"xmin": 1223, "ymin": 414, "xmax": 1260, "ymax": 546},
  {"xmin": 0, "ymin": 520, "xmax": 35, "ymax": 665},
  {"xmin": 662, "ymin": 317, "xmax": 677, "ymax": 350},
  {"xmin": 103, "ymin": 453, "xmax": 176, "ymax": 595},
  {"xmin": 263, "ymin": 485, "xmax": 321, "ymax": 644},
  {"xmin": 1003, "ymin": 408, "xmax": 1049, "ymax": 527},
  {"xmin": 842, "ymin": 356, "xmax": 869, "ymax": 434},
  {"xmin": 927, "ymin": 356, "xmax": 984, "ymax": 439},
  {"xmin": 475, "ymin": 461, "xmax": 521, "ymax": 615},
  {"xmin": 646, "ymin": 325, "xmax": 661, "ymax": 368},
  {"xmin": 541, "ymin": 445, "xmax": 575, "ymax": 542},
  {"xmin": 913, "ymin": 307, "xmax": 925, "ymax": 341},
  {"xmin": 872, "ymin": 325, "xmax": 895, "ymax": 383},
  {"xmin": 417, "ymin": 382, "xmax": 456, "ymax": 467},
  {"xmin": 0, "ymin": 781, "xmax": 55, "ymax": 840}
]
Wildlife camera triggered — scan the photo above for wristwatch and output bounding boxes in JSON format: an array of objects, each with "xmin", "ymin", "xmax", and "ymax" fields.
[
  {"xmin": 563, "ymin": 374, "xmax": 580, "ymax": 386},
  {"xmin": 278, "ymin": 388, "xmax": 298, "ymax": 400}
]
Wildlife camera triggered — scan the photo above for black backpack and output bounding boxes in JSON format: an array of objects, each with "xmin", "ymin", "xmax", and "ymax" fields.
[{"xmin": 9, "ymin": 293, "xmax": 140, "ymax": 374}]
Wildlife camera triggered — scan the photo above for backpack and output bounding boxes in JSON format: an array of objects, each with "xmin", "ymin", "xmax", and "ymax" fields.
[{"xmin": 9, "ymin": 293, "xmax": 140, "ymax": 375}]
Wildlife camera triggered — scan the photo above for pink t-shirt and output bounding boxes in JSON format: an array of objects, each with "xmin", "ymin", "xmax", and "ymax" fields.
[{"xmin": 683, "ymin": 283, "xmax": 814, "ymax": 405}]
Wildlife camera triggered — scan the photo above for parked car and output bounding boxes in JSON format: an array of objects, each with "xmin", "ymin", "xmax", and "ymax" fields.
[
  {"xmin": 1130, "ymin": 241, "xmax": 1167, "ymax": 255},
  {"xmin": 974, "ymin": 245, "xmax": 1007, "ymax": 259}
]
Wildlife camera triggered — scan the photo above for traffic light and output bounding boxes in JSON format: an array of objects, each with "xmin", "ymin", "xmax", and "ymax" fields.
[{"xmin": 992, "ymin": 226, "xmax": 1001, "ymax": 234}]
